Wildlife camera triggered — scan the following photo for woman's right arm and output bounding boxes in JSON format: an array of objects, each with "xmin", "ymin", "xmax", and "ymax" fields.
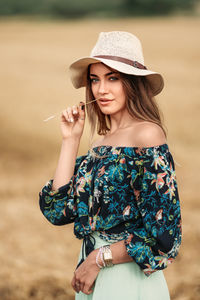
[
  {"xmin": 39, "ymin": 102, "xmax": 86, "ymax": 225},
  {"xmin": 52, "ymin": 102, "xmax": 85, "ymax": 190}
]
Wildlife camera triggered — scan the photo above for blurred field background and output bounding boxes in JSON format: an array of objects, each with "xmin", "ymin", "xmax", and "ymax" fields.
[{"xmin": 0, "ymin": 7, "xmax": 200, "ymax": 300}]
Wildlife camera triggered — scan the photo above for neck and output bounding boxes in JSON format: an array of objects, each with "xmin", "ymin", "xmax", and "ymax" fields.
[{"xmin": 108, "ymin": 108, "xmax": 137, "ymax": 135}]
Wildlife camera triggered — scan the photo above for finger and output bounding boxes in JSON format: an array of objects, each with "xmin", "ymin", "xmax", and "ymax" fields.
[
  {"xmin": 75, "ymin": 282, "xmax": 81, "ymax": 293},
  {"xmin": 71, "ymin": 276, "xmax": 80, "ymax": 293},
  {"xmin": 78, "ymin": 102, "xmax": 85, "ymax": 121},
  {"xmin": 66, "ymin": 107, "xmax": 74, "ymax": 123},
  {"xmin": 61, "ymin": 109, "xmax": 69, "ymax": 122},
  {"xmin": 80, "ymin": 282, "xmax": 84, "ymax": 293},
  {"xmin": 72, "ymin": 105, "xmax": 80, "ymax": 122},
  {"xmin": 82, "ymin": 284, "xmax": 93, "ymax": 295},
  {"xmin": 72, "ymin": 105, "xmax": 78, "ymax": 116},
  {"xmin": 71, "ymin": 276, "xmax": 76, "ymax": 291},
  {"xmin": 82, "ymin": 280, "xmax": 94, "ymax": 295},
  {"xmin": 73, "ymin": 272, "xmax": 82, "ymax": 293},
  {"xmin": 62, "ymin": 109, "xmax": 73, "ymax": 124}
]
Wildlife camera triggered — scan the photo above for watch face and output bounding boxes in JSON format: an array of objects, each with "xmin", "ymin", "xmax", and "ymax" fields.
[
  {"xmin": 104, "ymin": 252, "xmax": 112, "ymax": 260},
  {"xmin": 102, "ymin": 246, "xmax": 113, "ymax": 267}
]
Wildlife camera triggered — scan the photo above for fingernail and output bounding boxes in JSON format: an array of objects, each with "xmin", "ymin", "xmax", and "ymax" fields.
[
  {"xmin": 80, "ymin": 102, "xmax": 85, "ymax": 110},
  {"xmin": 68, "ymin": 117, "xmax": 74, "ymax": 123}
]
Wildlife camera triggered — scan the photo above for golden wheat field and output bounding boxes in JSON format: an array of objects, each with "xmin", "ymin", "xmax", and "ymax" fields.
[{"xmin": 0, "ymin": 16, "xmax": 200, "ymax": 300}]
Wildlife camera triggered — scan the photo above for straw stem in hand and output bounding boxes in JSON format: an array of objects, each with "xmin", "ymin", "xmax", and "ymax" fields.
[{"xmin": 43, "ymin": 98, "xmax": 100, "ymax": 122}]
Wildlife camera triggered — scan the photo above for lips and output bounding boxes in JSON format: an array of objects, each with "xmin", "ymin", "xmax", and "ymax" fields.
[
  {"xmin": 99, "ymin": 98, "xmax": 112, "ymax": 101},
  {"xmin": 98, "ymin": 98, "xmax": 113, "ymax": 104}
]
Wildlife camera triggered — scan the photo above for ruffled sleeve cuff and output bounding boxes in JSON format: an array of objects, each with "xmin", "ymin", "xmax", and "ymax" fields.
[{"xmin": 39, "ymin": 178, "xmax": 77, "ymax": 225}]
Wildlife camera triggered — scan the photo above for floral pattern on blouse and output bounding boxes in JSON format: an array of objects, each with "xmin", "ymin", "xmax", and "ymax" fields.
[{"xmin": 39, "ymin": 143, "xmax": 182, "ymax": 276}]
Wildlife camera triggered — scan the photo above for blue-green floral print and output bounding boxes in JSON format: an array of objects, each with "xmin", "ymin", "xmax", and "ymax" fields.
[{"xmin": 39, "ymin": 144, "xmax": 181, "ymax": 276}]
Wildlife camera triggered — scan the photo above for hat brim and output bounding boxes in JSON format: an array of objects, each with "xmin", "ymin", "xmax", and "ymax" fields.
[{"xmin": 69, "ymin": 57, "xmax": 164, "ymax": 96}]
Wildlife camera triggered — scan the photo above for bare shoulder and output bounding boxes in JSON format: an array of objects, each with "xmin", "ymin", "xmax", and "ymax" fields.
[{"xmin": 132, "ymin": 121, "xmax": 167, "ymax": 147}]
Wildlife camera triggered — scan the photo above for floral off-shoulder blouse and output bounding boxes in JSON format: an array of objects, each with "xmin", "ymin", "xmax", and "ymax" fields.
[{"xmin": 39, "ymin": 143, "xmax": 182, "ymax": 276}]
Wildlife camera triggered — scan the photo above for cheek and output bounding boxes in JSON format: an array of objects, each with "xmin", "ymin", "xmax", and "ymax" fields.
[
  {"xmin": 117, "ymin": 86, "xmax": 126, "ymax": 106},
  {"xmin": 118, "ymin": 98, "xmax": 126, "ymax": 110},
  {"xmin": 91, "ymin": 84, "xmax": 98, "ymax": 96}
]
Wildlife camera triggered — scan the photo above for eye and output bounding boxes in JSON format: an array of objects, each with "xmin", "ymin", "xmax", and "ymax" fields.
[
  {"xmin": 109, "ymin": 76, "xmax": 119, "ymax": 81},
  {"xmin": 90, "ymin": 77, "xmax": 99, "ymax": 83}
]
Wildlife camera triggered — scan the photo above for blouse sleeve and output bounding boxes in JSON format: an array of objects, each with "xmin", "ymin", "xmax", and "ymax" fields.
[
  {"xmin": 124, "ymin": 146, "xmax": 182, "ymax": 276},
  {"xmin": 39, "ymin": 155, "xmax": 86, "ymax": 226}
]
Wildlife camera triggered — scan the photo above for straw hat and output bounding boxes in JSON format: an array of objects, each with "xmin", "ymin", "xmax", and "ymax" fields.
[{"xmin": 69, "ymin": 31, "xmax": 164, "ymax": 96}]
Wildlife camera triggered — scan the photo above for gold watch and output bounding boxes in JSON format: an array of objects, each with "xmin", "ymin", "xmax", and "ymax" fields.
[{"xmin": 102, "ymin": 245, "xmax": 113, "ymax": 267}]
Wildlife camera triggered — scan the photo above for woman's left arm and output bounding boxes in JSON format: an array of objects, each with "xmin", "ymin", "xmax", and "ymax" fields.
[
  {"xmin": 72, "ymin": 240, "xmax": 133, "ymax": 295},
  {"xmin": 123, "ymin": 146, "xmax": 182, "ymax": 276}
]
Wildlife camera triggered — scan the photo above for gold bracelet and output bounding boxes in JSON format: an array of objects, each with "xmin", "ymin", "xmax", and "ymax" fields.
[{"xmin": 102, "ymin": 245, "xmax": 113, "ymax": 267}]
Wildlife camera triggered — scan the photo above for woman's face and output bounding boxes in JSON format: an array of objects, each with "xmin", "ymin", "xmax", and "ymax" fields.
[{"xmin": 89, "ymin": 63, "xmax": 126, "ymax": 115}]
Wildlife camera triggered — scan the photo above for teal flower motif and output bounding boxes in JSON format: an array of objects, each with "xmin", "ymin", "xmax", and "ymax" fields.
[{"xmin": 39, "ymin": 144, "xmax": 181, "ymax": 276}]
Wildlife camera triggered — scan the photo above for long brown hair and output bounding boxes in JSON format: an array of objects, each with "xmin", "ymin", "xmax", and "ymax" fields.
[{"xmin": 86, "ymin": 65, "xmax": 167, "ymax": 140}]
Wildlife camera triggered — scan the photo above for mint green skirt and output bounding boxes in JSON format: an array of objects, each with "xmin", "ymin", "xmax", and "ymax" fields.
[{"xmin": 75, "ymin": 232, "xmax": 170, "ymax": 300}]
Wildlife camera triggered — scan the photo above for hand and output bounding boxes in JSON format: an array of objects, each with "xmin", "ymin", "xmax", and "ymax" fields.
[
  {"xmin": 71, "ymin": 250, "xmax": 100, "ymax": 295},
  {"xmin": 61, "ymin": 102, "xmax": 85, "ymax": 140}
]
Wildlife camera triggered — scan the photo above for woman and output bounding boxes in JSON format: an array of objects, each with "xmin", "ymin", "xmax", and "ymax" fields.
[{"xmin": 39, "ymin": 31, "xmax": 182, "ymax": 299}]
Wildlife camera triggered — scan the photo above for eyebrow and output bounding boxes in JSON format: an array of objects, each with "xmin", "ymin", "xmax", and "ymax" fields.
[{"xmin": 90, "ymin": 71, "xmax": 118, "ymax": 77}]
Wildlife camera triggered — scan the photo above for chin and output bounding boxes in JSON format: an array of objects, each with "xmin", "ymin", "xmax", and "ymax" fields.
[
  {"xmin": 99, "ymin": 108, "xmax": 122, "ymax": 115},
  {"xmin": 100, "ymin": 109, "xmax": 115, "ymax": 115},
  {"xmin": 97, "ymin": 102, "xmax": 126, "ymax": 115}
]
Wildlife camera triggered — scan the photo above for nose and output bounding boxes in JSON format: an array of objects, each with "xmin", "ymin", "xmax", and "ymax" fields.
[{"xmin": 98, "ymin": 79, "xmax": 107, "ymax": 94}]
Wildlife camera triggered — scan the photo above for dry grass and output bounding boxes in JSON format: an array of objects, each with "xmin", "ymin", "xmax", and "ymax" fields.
[{"xmin": 0, "ymin": 16, "xmax": 200, "ymax": 300}]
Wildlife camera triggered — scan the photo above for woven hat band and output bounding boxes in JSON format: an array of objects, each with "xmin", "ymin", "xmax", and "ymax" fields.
[{"xmin": 94, "ymin": 55, "xmax": 147, "ymax": 70}]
